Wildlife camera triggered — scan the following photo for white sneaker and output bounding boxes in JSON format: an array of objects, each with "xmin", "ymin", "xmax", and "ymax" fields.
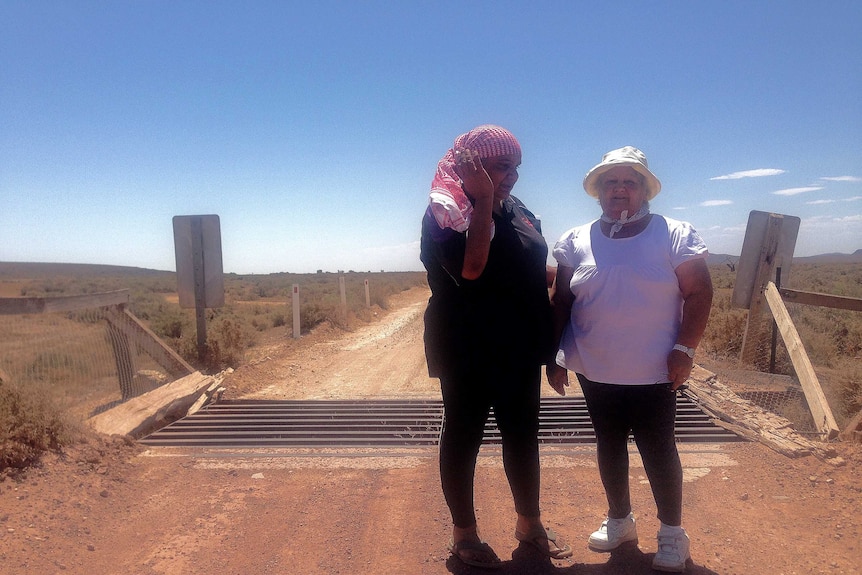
[
  {"xmin": 652, "ymin": 527, "xmax": 690, "ymax": 572},
  {"xmin": 587, "ymin": 512, "xmax": 638, "ymax": 551}
]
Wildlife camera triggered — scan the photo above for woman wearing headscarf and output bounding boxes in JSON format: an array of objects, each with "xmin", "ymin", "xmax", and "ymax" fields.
[
  {"xmin": 548, "ymin": 146, "xmax": 713, "ymax": 572},
  {"xmin": 421, "ymin": 125, "xmax": 571, "ymax": 568}
]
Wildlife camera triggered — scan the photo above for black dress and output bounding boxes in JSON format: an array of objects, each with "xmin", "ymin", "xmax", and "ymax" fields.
[{"xmin": 420, "ymin": 194, "xmax": 553, "ymax": 526}]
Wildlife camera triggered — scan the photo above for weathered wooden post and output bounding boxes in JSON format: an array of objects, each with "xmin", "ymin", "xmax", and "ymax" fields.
[
  {"xmin": 732, "ymin": 211, "xmax": 799, "ymax": 365},
  {"xmin": 738, "ymin": 214, "xmax": 784, "ymax": 365},
  {"xmin": 339, "ymin": 275, "xmax": 347, "ymax": 319},
  {"xmin": 292, "ymin": 284, "xmax": 300, "ymax": 339},
  {"xmin": 763, "ymin": 282, "xmax": 840, "ymax": 439}
]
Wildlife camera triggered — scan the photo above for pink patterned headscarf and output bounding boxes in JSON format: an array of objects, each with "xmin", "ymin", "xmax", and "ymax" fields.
[{"xmin": 429, "ymin": 125, "xmax": 521, "ymax": 232}]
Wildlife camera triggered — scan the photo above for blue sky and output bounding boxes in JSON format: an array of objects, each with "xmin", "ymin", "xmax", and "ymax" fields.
[{"xmin": 2, "ymin": 1, "xmax": 860, "ymax": 274}]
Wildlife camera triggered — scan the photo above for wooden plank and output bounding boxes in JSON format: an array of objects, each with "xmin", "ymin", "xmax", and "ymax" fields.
[
  {"xmin": 0, "ymin": 290, "xmax": 130, "ymax": 315},
  {"xmin": 186, "ymin": 379, "xmax": 226, "ymax": 417},
  {"xmin": 103, "ymin": 307, "xmax": 194, "ymax": 378},
  {"xmin": 763, "ymin": 282, "xmax": 840, "ymax": 439},
  {"xmin": 739, "ymin": 214, "xmax": 783, "ymax": 365},
  {"xmin": 779, "ymin": 288, "xmax": 862, "ymax": 312},
  {"xmin": 685, "ymin": 365, "xmax": 835, "ymax": 458},
  {"xmin": 87, "ymin": 371, "xmax": 223, "ymax": 438}
]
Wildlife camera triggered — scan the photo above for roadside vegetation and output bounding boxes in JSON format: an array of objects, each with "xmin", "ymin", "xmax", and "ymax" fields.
[
  {"xmin": 134, "ymin": 270, "xmax": 428, "ymax": 371},
  {"xmin": 1, "ymin": 262, "xmax": 860, "ymax": 471},
  {"xmin": 5, "ymin": 268, "xmax": 428, "ymax": 372},
  {"xmin": 0, "ymin": 379, "xmax": 85, "ymax": 470}
]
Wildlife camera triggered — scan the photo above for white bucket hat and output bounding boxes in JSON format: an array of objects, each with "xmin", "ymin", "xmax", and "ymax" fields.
[{"xmin": 583, "ymin": 146, "xmax": 662, "ymax": 200}]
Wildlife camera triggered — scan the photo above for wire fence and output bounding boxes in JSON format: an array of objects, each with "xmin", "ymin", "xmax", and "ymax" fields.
[
  {"xmin": 0, "ymin": 305, "xmax": 178, "ymax": 420},
  {"xmin": 714, "ymin": 298, "xmax": 861, "ymax": 440},
  {"xmin": 2, "ymin": 284, "xmax": 857, "ymax": 442}
]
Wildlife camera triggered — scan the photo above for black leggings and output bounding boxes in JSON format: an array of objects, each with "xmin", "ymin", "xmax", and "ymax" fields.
[
  {"xmin": 438, "ymin": 363, "xmax": 542, "ymax": 528},
  {"xmin": 578, "ymin": 375, "xmax": 683, "ymax": 526}
]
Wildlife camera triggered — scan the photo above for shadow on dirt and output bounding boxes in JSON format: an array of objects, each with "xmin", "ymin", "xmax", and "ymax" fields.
[{"xmin": 446, "ymin": 540, "xmax": 720, "ymax": 574}]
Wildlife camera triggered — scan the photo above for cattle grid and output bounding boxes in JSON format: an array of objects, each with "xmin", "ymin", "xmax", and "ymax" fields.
[{"xmin": 139, "ymin": 395, "xmax": 743, "ymax": 447}]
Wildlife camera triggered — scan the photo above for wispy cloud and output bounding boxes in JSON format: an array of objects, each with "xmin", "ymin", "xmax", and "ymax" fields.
[
  {"xmin": 806, "ymin": 196, "xmax": 862, "ymax": 205},
  {"xmin": 700, "ymin": 200, "xmax": 733, "ymax": 207},
  {"xmin": 711, "ymin": 168, "xmax": 785, "ymax": 180},
  {"xmin": 772, "ymin": 186, "xmax": 823, "ymax": 196},
  {"xmin": 820, "ymin": 176, "xmax": 862, "ymax": 182}
]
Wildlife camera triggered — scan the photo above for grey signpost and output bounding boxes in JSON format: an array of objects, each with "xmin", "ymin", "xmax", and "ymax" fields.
[{"xmin": 173, "ymin": 215, "xmax": 225, "ymax": 363}]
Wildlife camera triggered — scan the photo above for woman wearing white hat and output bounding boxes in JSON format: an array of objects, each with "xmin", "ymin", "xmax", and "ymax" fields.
[{"xmin": 547, "ymin": 146, "xmax": 713, "ymax": 572}]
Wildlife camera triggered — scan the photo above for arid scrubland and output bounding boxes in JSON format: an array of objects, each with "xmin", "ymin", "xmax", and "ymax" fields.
[{"xmin": 1, "ymin": 261, "xmax": 860, "ymax": 470}]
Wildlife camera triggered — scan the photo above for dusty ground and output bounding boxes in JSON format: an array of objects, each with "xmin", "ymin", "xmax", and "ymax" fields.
[{"xmin": 1, "ymin": 287, "xmax": 860, "ymax": 575}]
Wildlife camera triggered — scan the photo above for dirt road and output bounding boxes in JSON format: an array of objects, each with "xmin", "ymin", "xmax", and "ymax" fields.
[{"xmin": 1, "ymin": 287, "xmax": 860, "ymax": 575}]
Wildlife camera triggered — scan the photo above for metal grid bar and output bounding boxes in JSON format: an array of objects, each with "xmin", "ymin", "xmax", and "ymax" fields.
[{"xmin": 140, "ymin": 396, "xmax": 744, "ymax": 448}]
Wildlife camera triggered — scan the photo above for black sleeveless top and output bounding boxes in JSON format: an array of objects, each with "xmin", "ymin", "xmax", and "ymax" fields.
[{"xmin": 420, "ymin": 195, "xmax": 553, "ymax": 378}]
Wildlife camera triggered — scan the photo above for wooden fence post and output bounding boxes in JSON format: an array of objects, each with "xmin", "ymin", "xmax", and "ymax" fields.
[
  {"xmin": 763, "ymin": 282, "xmax": 840, "ymax": 439},
  {"xmin": 339, "ymin": 275, "xmax": 347, "ymax": 318},
  {"xmin": 292, "ymin": 284, "xmax": 300, "ymax": 339}
]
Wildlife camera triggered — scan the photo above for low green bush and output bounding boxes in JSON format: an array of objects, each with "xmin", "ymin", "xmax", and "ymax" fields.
[{"xmin": 0, "ymin": 380, "xmax": 83, "ymax": 470}]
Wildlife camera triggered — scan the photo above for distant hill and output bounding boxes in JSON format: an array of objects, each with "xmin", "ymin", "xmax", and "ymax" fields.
[
  {"xmin": 2, "ymin": 250, "xmax": 860, "ymax": 281},
  {"xmin": 707, "ymin": 250, "xmax": 862, "ymax": 267},
  {"xmin": 0, "ymin": 262, "xmax": 175, "ymax": 279},
  {"xmin": 791, "ymin": 249, "xmax": 862, "ymax": 264},
  {"xmin": 706, "ymin": 253, "xmax": 739, "ymax": 267}
]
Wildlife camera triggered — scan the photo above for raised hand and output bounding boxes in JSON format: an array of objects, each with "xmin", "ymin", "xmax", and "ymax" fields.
[{"xmin": 453, "ymin": 148, "xmax": 493, "ymax": 202}]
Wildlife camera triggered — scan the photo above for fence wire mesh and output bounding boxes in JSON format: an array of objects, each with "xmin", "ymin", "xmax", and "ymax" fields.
[
  {"xmin": 741, "ymin": 310, "xmax": 819, "ymax": 434},
  {"xmin": 0, "ymin": 308, "xmax": 172, "ymax": 419},
  {"xmin": 715, "ymin": 299, "xmax": 861, "ymax": 440}
]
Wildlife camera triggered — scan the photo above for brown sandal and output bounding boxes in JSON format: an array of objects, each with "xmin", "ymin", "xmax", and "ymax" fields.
[
  {"xmin": 515, "ymin": 525, "xmax": 573, "ymax": 559},
  {"xmin": 448, "ymin": 539, "xmax": 503, "ymax": 569}
]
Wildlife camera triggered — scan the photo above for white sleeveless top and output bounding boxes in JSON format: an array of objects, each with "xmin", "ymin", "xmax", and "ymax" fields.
[{"xmin": 553, "ymin": 215, "xmax": 708, "ymax": 385}]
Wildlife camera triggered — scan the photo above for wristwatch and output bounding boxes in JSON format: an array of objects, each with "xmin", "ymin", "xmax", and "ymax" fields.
[{"xmin": 672, "ymin": 343, "xmax": 696, "ymax": 359}]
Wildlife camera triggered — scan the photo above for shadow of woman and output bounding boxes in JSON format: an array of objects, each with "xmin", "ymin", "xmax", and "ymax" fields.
[{"xmin": 446, "ymin": 540, "xmax": 722, "ymax": 575}]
